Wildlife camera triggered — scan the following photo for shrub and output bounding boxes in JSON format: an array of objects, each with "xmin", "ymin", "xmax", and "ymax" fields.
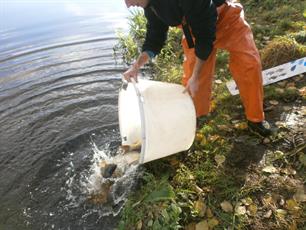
[{"xmin": 261, "ymin": 36, "xmax": 306, "ymax": 69}]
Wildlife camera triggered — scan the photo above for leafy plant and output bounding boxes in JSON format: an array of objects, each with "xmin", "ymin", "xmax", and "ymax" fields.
[
  {"xmin": 114, "ymin": 9, "xmax": 183, "ymax": 83},
  {"xmin": 117, "ymin": 172, "xmax": 182, "ymax": 230},
  {"xmin": 115, "ymin": 1, "xmax": 306, "ymax": 229}
]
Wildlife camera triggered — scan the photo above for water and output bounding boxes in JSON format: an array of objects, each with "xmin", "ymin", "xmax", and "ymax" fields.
[{"xmin": 0, "ymin": 1, "xmax": 140, "ymax": 229}]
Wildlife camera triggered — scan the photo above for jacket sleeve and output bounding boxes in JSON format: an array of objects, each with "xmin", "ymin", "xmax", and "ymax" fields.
[
  {"xmin": 181, "ymin": 0, "xmax": 217, "ymax": 60},
  {"xmin": 142, "ymin": 7, "xmax": 169, "ymax": 57}
]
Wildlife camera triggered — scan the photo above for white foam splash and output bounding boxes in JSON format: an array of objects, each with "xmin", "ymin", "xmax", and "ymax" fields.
[{"xmin": 64, "ymin": 140, "xmax": 139, "ymax": 217}]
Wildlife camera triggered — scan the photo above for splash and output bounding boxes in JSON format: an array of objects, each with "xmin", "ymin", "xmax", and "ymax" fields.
[{"xmin": 64, "ymin": 140, "xmax": 140, "ymax": 218}]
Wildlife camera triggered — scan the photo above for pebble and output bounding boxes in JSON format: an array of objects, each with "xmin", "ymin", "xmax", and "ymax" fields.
[
  {"xmin": 263, "ymin": 210, "xmax": 272, "ymax": 218},
  {"xmin": 269, "ymin": 100, "xmax": 279, "ymax": 106},
  {"xmin": 263, "ymin": 138, "xmax": 271, "ymax": 144},
  {"xmin": 283, "ymin": 106, "xmax": 291, "ymax": 111}
]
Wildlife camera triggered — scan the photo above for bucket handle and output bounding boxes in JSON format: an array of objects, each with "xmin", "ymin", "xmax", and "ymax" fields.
[
  {"xmin": 131, "ymin": 78, "xmax": 146, "ymax": 164},
  {"xmin": 121, "ymin": 76, "xmax": 144, "ymax": 101},
  {"xmin": 131, "ymin": 78, "xmax": 144, "ymax": 102},
  {"xmin": 120, "ymin": 76, "xmax": 146, "ymax": 164}
]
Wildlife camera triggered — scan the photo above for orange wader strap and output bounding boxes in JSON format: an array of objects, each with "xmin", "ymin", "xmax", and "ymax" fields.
[{"xmin": 182, "ymin": 16, "xmax": 194, "ymax": 49}]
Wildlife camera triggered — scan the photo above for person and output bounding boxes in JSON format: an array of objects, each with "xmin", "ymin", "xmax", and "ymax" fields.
[{"xmin": 123, "ymin": 0, "xmax": 272, "ymax": 137}]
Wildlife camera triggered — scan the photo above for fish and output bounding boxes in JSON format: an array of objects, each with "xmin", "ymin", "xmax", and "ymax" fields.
[
  {"xmin": 99, "ymin": 151, "xmax": 140, "ymax": 178},
  {"xmin": 121, "ymin": 140, "xmax": 141, "ymax": 153},
  {"xmin": 101, "ymin": 164, "xmax": 117, "ymax": 178}
]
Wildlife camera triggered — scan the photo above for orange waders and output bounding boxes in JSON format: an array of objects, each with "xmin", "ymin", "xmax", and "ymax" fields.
[{"xmin": 181, "ymin": 1, "xmax": 264, "ymax": 122}]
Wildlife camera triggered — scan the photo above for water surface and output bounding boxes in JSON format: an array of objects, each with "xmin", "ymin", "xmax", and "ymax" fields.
[{"xmin": 0, "ymin": 1, "xmax": 139, "ymax": 229}]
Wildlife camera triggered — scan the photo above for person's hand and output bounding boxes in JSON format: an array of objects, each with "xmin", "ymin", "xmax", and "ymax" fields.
[
  {"xmin": 123, "ymin": 64, "xmax": 139, "ymax": 82},
  {"xmin": 183, "ymin": 74, "xmax": 199, "ymax": 98}
]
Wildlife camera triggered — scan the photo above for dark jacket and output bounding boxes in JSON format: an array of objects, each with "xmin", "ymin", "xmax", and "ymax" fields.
[{"xmin": 142, "ymin": 0, "xmax": 224, "ymax": 60}]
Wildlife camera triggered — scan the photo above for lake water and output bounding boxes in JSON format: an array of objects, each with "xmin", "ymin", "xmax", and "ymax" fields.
[{"xmin": 0, "ymin": 1, "xmax": 140, "ymax": 229}]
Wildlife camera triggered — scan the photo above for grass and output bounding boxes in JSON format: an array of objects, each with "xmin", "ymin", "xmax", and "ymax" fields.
[{"xmin": 114, "ymin": 1, "xmax": 306, "ymax": 229}]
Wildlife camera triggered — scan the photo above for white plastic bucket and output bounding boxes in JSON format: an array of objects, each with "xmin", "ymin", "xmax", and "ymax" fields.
[{"xmin": 118, "ymin": 79, "xmax": 196, "ymax": 164}]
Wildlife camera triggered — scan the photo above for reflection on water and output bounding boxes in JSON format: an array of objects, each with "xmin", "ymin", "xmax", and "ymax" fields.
[{"xmin": 0, "ymin": 0, "xmax": 139, "ymax": 229}]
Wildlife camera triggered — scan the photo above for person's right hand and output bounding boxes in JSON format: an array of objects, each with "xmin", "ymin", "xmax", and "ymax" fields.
[
  {"xmin": 123, "ymin": 64, "xmax": 139, "ymax": 82},
  {"xmin": 183, "ymin": 73, "xmax": 199, "ymax": 98}
]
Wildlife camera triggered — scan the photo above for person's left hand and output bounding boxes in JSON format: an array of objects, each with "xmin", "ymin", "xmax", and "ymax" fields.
[
  {"xmin": 123, "ymin": 64, "xmax": 139, "ymax": 82},
  {"xmin": 183, "ymin": 73, "xmax": 199, "ymax": 98}
]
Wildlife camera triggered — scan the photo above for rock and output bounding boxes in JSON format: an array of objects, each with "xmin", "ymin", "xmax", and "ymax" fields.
[
  {"xmin": 263, "ymin": 138, "xmax": 271, "ymax": 144},
  {"xmin": 283, "ymin": 106, "xmax": 291, "ymax": 111},
  {"xmin": 269, "ymin": 100, "xmax": 279, "ymax": 106},
  {"xmin": 263, "ymin": 210, "xmax": 272, "ymax": 218},
  {"xmin": 235, "ymin": 205, "xmax": 247, "ymax": 215},
  {"xmin": 262, "ymin": 165, "xmax": 278, "ymax": 174},
  {"xmin": 220, "ymin": 201, "xmax": 233, "ymax": 213}
]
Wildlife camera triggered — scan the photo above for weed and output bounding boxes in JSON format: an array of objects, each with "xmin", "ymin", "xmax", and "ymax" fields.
[
  {"xmin": 114, "ymin": 1, "xmax": 306, "ymax": 229},
  {"xmin": 261, "ymin": 36, "xmax": 306, "ymax": 69}
]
